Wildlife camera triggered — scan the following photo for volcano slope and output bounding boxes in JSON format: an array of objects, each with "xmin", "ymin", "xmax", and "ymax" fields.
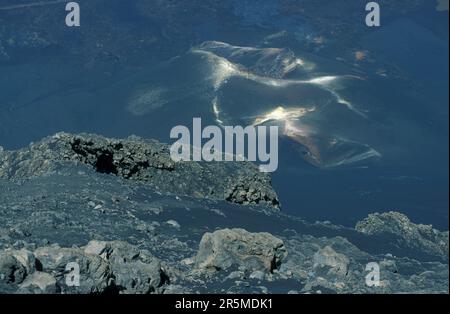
[{"xmin": 0, "ymin": 133, "xmax": 448, "ymax": 294}]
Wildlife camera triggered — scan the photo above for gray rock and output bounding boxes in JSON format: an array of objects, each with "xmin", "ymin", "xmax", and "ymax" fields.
[
  {"xmin": 0, "ymin": 240, "xmax": 171, "ymax": 294},
  {"xmin": 0, "ymin": 252, "xmax": 27, "ymax": 285},
  {"xmin": 83, "ymin": 240, "xmax": 110, "ymax": 257},
  {"xmin": 162, "ymin": 284, "xmax": 191, "ymax": 294},
  {"xmin": 19, "ymin": 272, "xmax": 57, "ymax": 294},
  {"xmin": 249, "ymin": 270, "xmax": 266, "ymax": 281},
  {"xmin": 94, "ymin": 241, "xmax": 169, "ymax": 294},
  {"xmin": 313, "ymin": 246, "xmax": 349, "ymax": 277},
  {"xmin": 356, "ymin": 211, "xmax": 449, "ymax": 260},
  {"xmin": 34, "ymin": 244, "xmax": 113, "ymax": 294},
  {"xmin": 226, "ymin": 271, "xmax": 245, "ymax": 280},
  {"xmin": 7, "ymin": 249, "xmax": 36, "ymax": 276},
  {"xmin": 195, "ymin": 228, "xmax": 288, "ymax": 272},
  {"xmin": 0, "ymin": 133, "xmax": 448, "ymax": 294},
  {"xmin": 165, "ymin": 220, "xmax": 181, "ymax": 229},
  {"xmin": 0, "ymin": 132, "xmax": 279, "ymax": 209},
  {"xmin": 225, "ymin": 174, "xmax": 280, "ymax": 208}
]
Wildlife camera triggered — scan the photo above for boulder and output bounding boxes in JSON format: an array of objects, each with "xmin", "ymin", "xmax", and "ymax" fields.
[
  {"xmin": 195, "ymin": 228, "xmax": 287, "ymax": 272},
  {"xmin": 356, "ymin": 211, "xmax": 449, "ymax": 260},
  {"xmin": 0, "ymin": 252, "xmax": 27, "ymax": 284},
  {"xmin": 19, "ymin": 271, "xmax": 57, "ymax": 293},
  {"xmin": 313, "ymin": 246, "xmax": 349, "ymax": 277},
  {"xmin": 34, "ymin": 244, "xmax": 112, "ymax": 294},
  {"xmin": 92, "ymin": 241, "xmax": 169, "ymax": 294},
  {"xmin": 0, "ymin": 240, "xmax": 171, "ymax": 294}
]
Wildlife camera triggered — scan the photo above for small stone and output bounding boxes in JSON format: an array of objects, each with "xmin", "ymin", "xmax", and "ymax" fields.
[
  {"xmin": 226, "ymin": 271, "xmax": 244, "ymax": 280},
  {"xmin": 181, "ymin": 258, "xmax": 194, "ymax": 266},
  {"xmin": 166, "ymin": 220, "xmax": 180, "ymax": 229},
  {"xmin": 258, "ymin": 286, "xmax": 268, "ymax": 293},
  {"xmin": 249, "ymin": 270, "xmax": 265, "ymax": 281}
]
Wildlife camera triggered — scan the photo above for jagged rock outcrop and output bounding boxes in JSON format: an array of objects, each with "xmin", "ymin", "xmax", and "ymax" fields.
[
  {"xmin": 83, "ymin": 241, "xmax": 170, "ymax": 294},
  {"xmin": 0, "ymin": 134, "xmax": 448, "ymax": 294},
  {"xmin": 0, "ymin": 250, "xmax": 28, "ymax": 286},
  {"xmin": 0, "ymin": 132, "xmax": 279, "ymax": 209},
  {"xmin": 313, "ymin": 246, "xmax": 350, "ymax": 277},
  {"xmin": 225, "ymin": 175, "xmax": 280, "ymax": 208},
  {"xmin": 279, "ymin": 235, "xmax": 449, "ymax": 294},
  {"xmin": 19, "ymin": 271, "xmax": 58, "ymax": 294},
  {"xmin": 356, "ymin": 212, "xmax": 449, "ymax": 260},
  {"xmin": 195, "ymin": 228, "xmax": 288, "ymax": 272},
  {"xmin": 1, "ymin": 240, "xmax": 170, "ymax": 294}
]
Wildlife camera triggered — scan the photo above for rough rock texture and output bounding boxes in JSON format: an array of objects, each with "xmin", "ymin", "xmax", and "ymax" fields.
[
  {"xmin": 1, "ymin": 240, "xmax": 170, "ymax": 294},
  {"xmin": 356, "ymin": 212, "xmax": 449, "ymax": 261},
  {"xmin": 313, "ymin": 246, "xmax": 350, "ymax": 277},
  {"xmin": 0, "ymin": 134, "xmax": 448, "ymax": 294},
  {"xmin": 279, "ymin": 235, "xmax": 449, "ymax": 294},
  {"xmin": 195, "ymin": 228, "xmax": 288, "ymax": 272},
  {"xmin": 0, "ymin": 250, "xmax": 28, "ymax": 286},
  {"xmin": 0, "ymin": 132, "xmax": 279, "ymax": 209},
  {"xmin": 19, "ymin": 271, "xmax": 58, "ymax": 294}
]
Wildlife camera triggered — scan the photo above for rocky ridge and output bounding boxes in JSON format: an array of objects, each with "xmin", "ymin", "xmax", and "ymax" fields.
[
  {"xmin": 0, "ymin": 132, "xmax": 279, "ymax": 208},
  {"xmin": 356, "ymin": 211, "xmax": 449, "ymax": 259},
  {"xmin": 0, "ymin": 133, "xmax": 448, "ymax": 294}
]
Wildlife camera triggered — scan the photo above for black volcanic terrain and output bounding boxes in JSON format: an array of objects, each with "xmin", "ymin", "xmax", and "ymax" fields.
[{"xmin": 0, "ymin": 133, "xmax": 448, "ymax": 294}]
